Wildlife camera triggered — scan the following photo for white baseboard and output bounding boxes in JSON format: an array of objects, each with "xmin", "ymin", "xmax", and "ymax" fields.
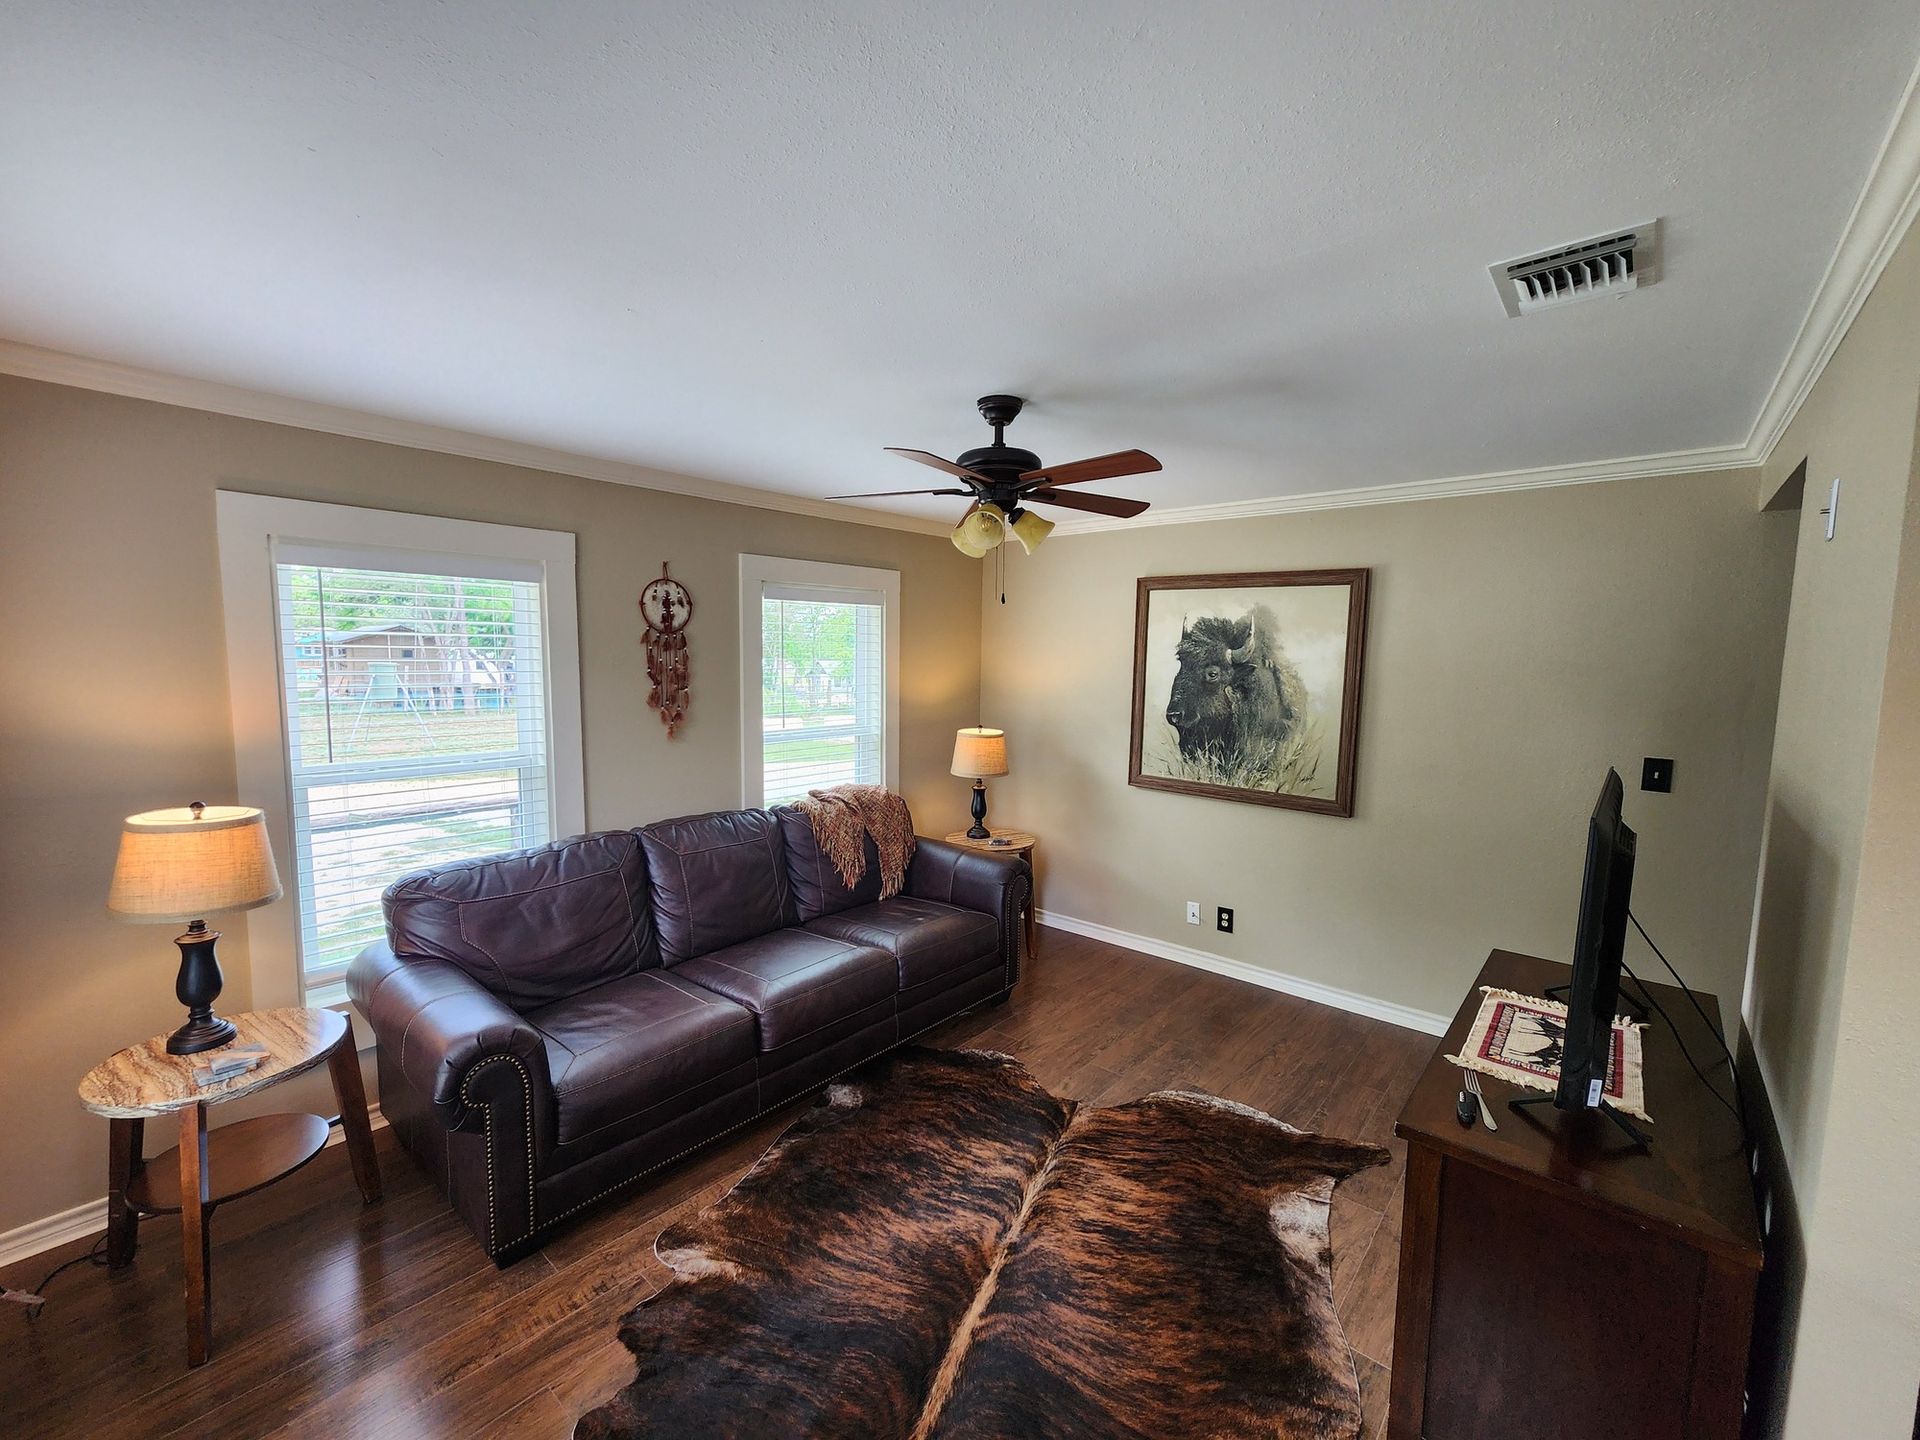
[
  {"xmin": 0, "ymin": 1105, "xmax": 385, "ymax": 1270},
  {"xmin": 1035, "ymin": 910, "xmax": 1451, "ymax": 1037},
  {"xmin": 324, "ymin": 1103, "xmax": 386, "ymax": 1150},
  {"xmin": 0, "ymin": 1198, "xmax": 109, "ymax": 1271}
]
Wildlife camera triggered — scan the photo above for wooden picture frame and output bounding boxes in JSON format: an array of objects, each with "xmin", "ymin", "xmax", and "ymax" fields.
[{"xmin": 1128, "ymin": 569, "xmax": 1370, "ymax": 817}]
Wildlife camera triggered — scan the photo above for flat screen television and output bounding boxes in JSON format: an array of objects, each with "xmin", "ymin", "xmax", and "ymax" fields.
[{"xmin": 1557, "ymin": 768, "xmax": 1637, "ymax": 1113}]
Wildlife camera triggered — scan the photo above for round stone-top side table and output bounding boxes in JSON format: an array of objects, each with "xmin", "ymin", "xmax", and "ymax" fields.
[{"xmin": 77, "ymin": 1006, "xmax": 381, "ymax": 1366}]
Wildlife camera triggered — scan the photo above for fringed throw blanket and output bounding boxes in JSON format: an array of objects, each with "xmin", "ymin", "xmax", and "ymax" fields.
[
  {"xmin": 790, "ymin": 783, "xmax": 916, "ymax": 899},
  {"xmin": 575, "ymin": 1048, "xmax": 1389, "ymax": 1440}
]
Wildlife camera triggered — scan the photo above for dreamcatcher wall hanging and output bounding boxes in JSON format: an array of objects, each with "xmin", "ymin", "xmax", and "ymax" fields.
[{"xmin": 640, "ymin": 563, "xmax": 692, "ymax": 737}]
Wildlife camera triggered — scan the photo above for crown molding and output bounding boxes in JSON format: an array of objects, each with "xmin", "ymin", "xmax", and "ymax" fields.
[
  {"xmin": 1046, "ymin": 440, "xmax": 1759, "ymax": 535},
  {"xmin": 1053, "ymin": 54, "xmax": 1920, "ymax": 538},
  {"xmin": 6, "ymin": 54, "xmax": 1915, "ymax": 540},
  {"xmin": 0, "ymin": 340, "xmax": 951, "ymax": 537},
  {"xmin": 1744, "ymin": 54, "xmax": 1920, "ymax": 465},
  {"xmin": 0, "ymin": 333, "xmax": 1758, "ymax": 538}
]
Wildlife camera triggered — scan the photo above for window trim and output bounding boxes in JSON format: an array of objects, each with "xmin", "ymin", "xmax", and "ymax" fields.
[
  {"xmin": 216, "ymin": 492, "xmax": 585, "ymax": 1015},
  {"xmin": 738, "ymin": 554, "xmax": 900, "ymax": 809}
]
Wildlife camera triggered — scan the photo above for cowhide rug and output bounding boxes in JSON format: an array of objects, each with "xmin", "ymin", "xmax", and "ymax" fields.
[{"xmin": 575, "ymin": 1048, "xmax": 1388, "ymax": 1440}]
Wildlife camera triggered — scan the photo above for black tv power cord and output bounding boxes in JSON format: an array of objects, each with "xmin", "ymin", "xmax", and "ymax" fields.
[
  {"xmin": 4, "ymin": 1229, "xmax": 115, "ymax": 1317},
  {"xmin": 1621, "ymin": 909, "xmax": 1749, "ymax": 1147}
]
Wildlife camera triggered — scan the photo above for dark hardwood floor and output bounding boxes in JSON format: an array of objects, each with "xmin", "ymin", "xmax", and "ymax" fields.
[{"xmin": 2, "ymin": 928, "xmax": 1434, "ymax": 1439}]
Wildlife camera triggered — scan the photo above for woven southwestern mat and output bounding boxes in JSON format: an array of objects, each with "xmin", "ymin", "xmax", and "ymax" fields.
[{"xmin": 1444, "ymin": 986, "xmax": 1651, "ymax": 1122}]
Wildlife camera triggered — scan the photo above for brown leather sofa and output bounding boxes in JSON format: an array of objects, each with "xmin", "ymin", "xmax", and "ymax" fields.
[{"xmin": 345, "ymin": 805, "xmax": 1028, "ymax": 1262}]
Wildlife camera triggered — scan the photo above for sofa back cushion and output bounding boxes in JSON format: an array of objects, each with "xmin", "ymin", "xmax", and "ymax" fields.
[
  {"xmin": 382, "ymin": 831, "xmax": 657, "ymax": 1009},
  {"xmin": 639, "ymin": 809, "xmax": 793, "ymax": 964},
  {"xmin": 774, "ymin": 806, "xmax": 885, "ymax": 922}
]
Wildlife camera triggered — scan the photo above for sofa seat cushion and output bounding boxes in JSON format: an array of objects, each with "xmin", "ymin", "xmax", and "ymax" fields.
[
  {"xmin": 527, "ymin": 971, "xmax": 757, "ymax": 1145},
  {"xmin": 804, "ymin": 897, "xmax": 999, "ymax": 990},
  {"xmin": 674, "ymin": 929, "xmax": 897, "ymax": 1052}
]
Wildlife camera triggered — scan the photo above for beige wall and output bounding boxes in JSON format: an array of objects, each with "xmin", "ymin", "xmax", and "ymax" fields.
[
  {"xmin": 1747, "ymin": 219, "xmax": 1920, "ymax": 1439},
  {"xmin": 0, "ymin": 374, "xmax": 982, "ymax": 1235},
  {"xmin": 11, "ymin": 315, "xmax": 1913, "ymax": 1432},
  {"xmin": 979, "ymin": 469, "xmax": 1795, "ymax": 1020}
]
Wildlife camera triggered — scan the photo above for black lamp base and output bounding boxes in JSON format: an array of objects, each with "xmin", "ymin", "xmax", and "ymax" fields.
[
  {"xmin": 166, "ymin": 921, "xmax": 237, "ymax": 1056},
  {"xmin": 167, "ymin": 1014, "xmax": 238, "ymax": 1056},
  {"xmin": 966, "ymin": 779, "xmax": 991, "ymax": 840}
]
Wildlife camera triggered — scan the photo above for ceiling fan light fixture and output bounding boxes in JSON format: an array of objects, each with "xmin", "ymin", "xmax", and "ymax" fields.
[
  {"xmin": 953, "ymin": 502, "xmax": 1006, "ymax": 556},
  {"xmin": 1008, "ymin": 507, "xmax": 1054, "ymax": 554},
  {"xmin": 875, "ymin": 398, "xmax": 1159, "ymax": 559}
]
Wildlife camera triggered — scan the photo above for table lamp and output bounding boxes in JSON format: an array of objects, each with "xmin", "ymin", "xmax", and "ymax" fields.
[
  {"xmin": 107, "ymin": 801, "xmax": 283, "ymax": 1054},
  {"xmin": 951, "ymin": 727, "xmax": 1009, "ymax": 840}
]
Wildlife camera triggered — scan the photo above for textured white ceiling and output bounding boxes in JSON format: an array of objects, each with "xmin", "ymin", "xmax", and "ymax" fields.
[{"xmin": 2, "ymin": 2, "xmax": 1917, "ymax": 523}]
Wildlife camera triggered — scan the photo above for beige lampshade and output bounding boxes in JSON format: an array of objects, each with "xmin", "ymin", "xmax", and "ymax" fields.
[
  {"xmin": 951, "ymin": 727, "xmax": 1009, "ymax": 779},
  {"xmin": 107, "ymin": 804, "xmax": 284, "ymax": 925},
  {"xmin": 950, "ymin": 503, "xmax": 1007, "ymax": 558},
  {"xmin": 1008, "ymin": 508, "xmax": 1055, "ymax": 554}
]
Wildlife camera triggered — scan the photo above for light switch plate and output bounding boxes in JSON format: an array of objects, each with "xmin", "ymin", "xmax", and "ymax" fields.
[{"xmin": 1822, "ymin": 477, "xmax": 1840, "ymax": 541}]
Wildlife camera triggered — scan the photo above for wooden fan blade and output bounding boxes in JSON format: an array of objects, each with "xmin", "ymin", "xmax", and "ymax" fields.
[
  {"xmin": 826, "ymin": 488, "xmax": 972, "ymax": 499},
  {"xmin": 1018, "ymin": 449, "xmax": 1161, "ymax": 487},
  {"xmin": 1025, "ymin": 488, "xmax": 1151, "ymax": 518},
  {"xmin": 884, "ymin": 448, "xmax": 993, "ymax": 485}
]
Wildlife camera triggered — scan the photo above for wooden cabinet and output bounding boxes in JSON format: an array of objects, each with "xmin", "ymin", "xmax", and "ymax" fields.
[{"xmin": 1389, "ymin": 950, "xmax": 1762, "ymax": 1440}]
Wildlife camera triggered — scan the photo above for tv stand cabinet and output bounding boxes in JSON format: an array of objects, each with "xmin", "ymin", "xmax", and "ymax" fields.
[{"xmin": 1388, "ymin": 950, "xmax": 1762, "ymax": 1440}]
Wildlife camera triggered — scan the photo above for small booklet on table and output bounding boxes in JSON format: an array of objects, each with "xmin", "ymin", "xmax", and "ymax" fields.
[{"xmin": 192, "ymin": 1044, "xmax": 270, "ymax": 1087}]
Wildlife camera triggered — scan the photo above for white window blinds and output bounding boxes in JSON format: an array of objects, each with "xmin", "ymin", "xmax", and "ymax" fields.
[
  {"xmin": 271, "ymin": 553, "xmax": 553, "ymax": 997},
  {"xmin": 758, "ymin": 583, "xmax": 886, "ymax": 805}
]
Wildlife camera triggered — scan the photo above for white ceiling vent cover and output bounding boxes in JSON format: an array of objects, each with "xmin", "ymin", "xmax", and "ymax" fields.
[{"xmin": 1489, "ymin": 220, "xmax": 1661, "ymax": 318}]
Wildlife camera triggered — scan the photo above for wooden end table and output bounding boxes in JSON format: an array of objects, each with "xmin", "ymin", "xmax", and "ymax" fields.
[
  {"xmin": 77, "ymin": 1007, "xmax": 381, "ymax": 1366},
  {"xmin": 943, "ymin": 828, "xmax": 1038, "ymax": 959}
]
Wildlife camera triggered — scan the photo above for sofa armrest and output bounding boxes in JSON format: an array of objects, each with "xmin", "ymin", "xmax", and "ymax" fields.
[
  {"xmin": 906, "ymin": 838, "xmax": 1031, "ymax": 983},
  {"xmin": 346, "ymin": 941, "xmax": 554, "ymax": 1136}
]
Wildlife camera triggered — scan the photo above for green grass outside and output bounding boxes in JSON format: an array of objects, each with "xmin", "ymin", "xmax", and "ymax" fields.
[{"xmin": 294, "ymin": 697, "xmax": 522, "ymax": 766}]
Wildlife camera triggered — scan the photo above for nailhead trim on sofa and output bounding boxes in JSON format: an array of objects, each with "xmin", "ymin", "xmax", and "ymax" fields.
[
  {"xmin": 514, "ymin": 980, "xmax": 1015, "ymax": 1250},
  {"xmin": 460, "ymin": 1054, "xmax": 536, "ymax": 1256}
]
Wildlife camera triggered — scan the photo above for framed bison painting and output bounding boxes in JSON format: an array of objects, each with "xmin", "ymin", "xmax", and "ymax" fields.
[{"xmin": 1128, "ymin": 569, "xmax": 1370, "ymax": 817}]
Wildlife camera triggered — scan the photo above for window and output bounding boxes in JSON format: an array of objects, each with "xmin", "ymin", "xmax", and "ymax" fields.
[
  {"xmin": 273, "ymin": 558, "xmax": 552, "ymax": 995},
  {"xmin": 739, "ymin": 556, "xmax": 899, "ymax": 807},
  {"xmin": 217, "ymin": 495, "xmax": 583, "ymax": 1010},
  {"xmin": 759, "ymin": 592, "xmax": 883, "ymax": 802}
]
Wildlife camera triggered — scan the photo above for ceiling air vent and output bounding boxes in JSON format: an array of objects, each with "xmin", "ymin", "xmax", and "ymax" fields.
[{"xmin": 1489, "ymin": 220, "xmax": 1661, "ymax": 318}]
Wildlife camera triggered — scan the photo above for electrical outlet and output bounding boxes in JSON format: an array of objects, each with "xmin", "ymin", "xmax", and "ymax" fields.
[
  {"xmin": 1185, "ymin": 901, "xmax": 1201, "ymax": 925},
  {"xmin": 1216, "ymin": 906, "xmax": 1234, "ymax": 935}
]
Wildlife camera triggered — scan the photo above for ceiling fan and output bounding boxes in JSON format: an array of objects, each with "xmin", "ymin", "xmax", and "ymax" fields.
[{"xmin": 829, "ymin": 395, "xmax": 1161, "ymax": 556}]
